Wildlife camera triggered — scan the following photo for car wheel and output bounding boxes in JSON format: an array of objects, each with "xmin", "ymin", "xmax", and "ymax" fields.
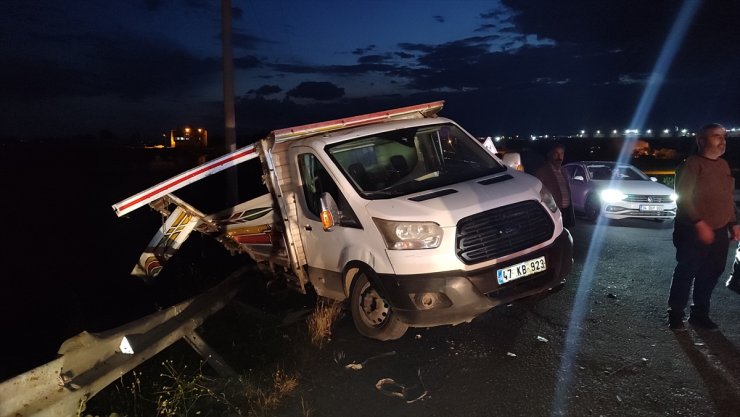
[
  {"xmin": 585, "ymin": 194, "xmax": 600, "ymax": 222},
  {"xmin": 350, "ymin": 271, "xmax": 408, "ymax": 341}
]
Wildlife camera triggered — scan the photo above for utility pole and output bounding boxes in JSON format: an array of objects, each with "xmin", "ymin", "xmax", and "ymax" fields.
[{"xmin": 221, "ymin": 0, "xmax": 238, "ymax": 204}]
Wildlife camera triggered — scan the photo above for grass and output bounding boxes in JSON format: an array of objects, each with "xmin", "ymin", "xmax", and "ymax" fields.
[{"xmin": 307, "ymin": 299, "xmax": 343, "ymax": 348}]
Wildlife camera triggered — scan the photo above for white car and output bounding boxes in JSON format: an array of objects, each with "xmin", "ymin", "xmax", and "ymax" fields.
[{"xmin": 563, "ymin": 161, "xmax": 677, "ymax": 222}]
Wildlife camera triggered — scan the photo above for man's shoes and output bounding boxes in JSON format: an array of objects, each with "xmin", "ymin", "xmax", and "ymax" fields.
[
  {"xmin": 668, "ymin": 315, "xmax": 686, "ymax": 331},
  {"xmin": 688, "ymin": 315, "xmax": 719, "ymax": 330},
  {"xmin": 727, "ymin": 275, "xmax": 740, "ymax": 295}
]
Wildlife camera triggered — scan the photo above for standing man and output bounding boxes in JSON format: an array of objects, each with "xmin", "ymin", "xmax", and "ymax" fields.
[
  {"xmin": 668, "ymin": 123, "xmax": 740, "ymax": 331},
  {"xmin": 535, "ymin": 142, "xmax": 575, "ymax": 228}
]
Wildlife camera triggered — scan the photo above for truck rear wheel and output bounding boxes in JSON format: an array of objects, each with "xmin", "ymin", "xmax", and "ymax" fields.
[{"xmin": 350, "ymin": 272, "xmax": 408, "ymax": 341}]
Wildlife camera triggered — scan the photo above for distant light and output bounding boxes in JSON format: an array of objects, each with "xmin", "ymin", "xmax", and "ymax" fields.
[
  {"xmin": 530, "ymin": 135, "xmax": 537, "ymax": 140},
  {"xmin": 596, "ymin": 130, "xmax": 601, "ymax": 135},
  {"xmin": 646, "ymin": 129, "xmax": 652, "ymax": 134},
  {"xmin": 580, "ymin": 130, "xmax": 585, "ymax": 135},
  {"xmin": 612, "ymin": 130, "xmax": 618, "ymax": 134},
  {"xmin": 663, "ymin": 129, "xmax": 670, "ymax": 134}
]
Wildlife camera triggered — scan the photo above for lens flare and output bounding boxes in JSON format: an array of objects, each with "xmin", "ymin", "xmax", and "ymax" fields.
[{"xmin": 550, "ymin": 1, "xmax": 701, "ymax": 415}]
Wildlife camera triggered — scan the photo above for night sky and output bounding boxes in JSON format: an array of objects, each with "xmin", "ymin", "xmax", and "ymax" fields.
[{"xmin": 1, "ymin": 0, "xmax": 739, "ymax": 141}]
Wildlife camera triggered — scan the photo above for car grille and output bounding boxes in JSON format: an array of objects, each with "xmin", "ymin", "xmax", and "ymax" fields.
[
  {"xmin": 623, "ymin": 194, "xmax": 672, "ymax": 203},
  {"xmin": 456, "ymin": 200, "xmax": 554, "ymax": 265}
]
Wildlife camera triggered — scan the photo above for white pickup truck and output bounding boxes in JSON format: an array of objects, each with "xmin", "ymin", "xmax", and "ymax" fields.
[{"xmin": 113, "ymin": 101, "xmax": 573, "ymax": 340}]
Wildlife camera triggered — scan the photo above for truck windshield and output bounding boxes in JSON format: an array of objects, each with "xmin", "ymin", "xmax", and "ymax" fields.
[{"xmin": 326, "ymin": 123, "xmax": 506, "ymax": 199}]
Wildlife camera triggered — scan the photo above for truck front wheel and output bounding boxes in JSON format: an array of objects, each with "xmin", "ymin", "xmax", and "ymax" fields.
[{"xmin": 350, "ymin": 272, "xmax": 408, "ymax": 341}]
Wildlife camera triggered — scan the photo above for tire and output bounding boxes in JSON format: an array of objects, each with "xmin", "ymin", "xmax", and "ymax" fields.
[
  {"xmin": 585, "ymin": 194, "xmax": 600, "ymax": 223},
  {"xmin": 350, "ymin": 271, "xmax": 408, "ymax": 341}
]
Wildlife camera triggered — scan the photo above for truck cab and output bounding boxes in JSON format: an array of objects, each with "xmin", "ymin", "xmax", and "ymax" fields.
[{"xmin": 278, "ymin": 116, "xmax": 572, "ymax": 340}]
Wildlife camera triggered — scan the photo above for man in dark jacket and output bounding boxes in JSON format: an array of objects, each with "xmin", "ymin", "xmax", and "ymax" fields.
[{"xmin": 535, "ymin": 142, "xmax": 575, "ymax": 228}]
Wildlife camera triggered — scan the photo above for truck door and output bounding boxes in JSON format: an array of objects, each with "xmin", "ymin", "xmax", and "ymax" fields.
[{"xmin": 291, "ymin": 149, "xmax": 362, "ymax": 298}]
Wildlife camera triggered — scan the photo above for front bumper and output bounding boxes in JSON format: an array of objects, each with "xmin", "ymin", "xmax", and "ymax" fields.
[
  {"xmin": 375, "ymin": 229, "xmax": 573, "ymax": 327},
  {"xmin": 602, "ymin": 202, "xmax": 676, "ymax": 220}
]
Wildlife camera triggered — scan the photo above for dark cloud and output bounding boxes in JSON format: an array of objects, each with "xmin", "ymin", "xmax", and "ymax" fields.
[
  {"xmin": 231, "ymin": 6, "xmax": 243, "ymax": 19},
  {"xmin": 249, "ymin": 85, "xmax": 282, "ymax": 97},
  {"xmin": 352, "ymin": 45, "xmax": 376, "ymax": 55},
  {"xmin": 398, "ymin": 43, "xmax": 435, "ymax": 53},
  {"xmin": 395, "ymin": 51, "xmax": 415, "ymax": 59},
  {"xmin": 270, "ymin": 62, "xmax": 398, "ymax": 76},
  {"xmin": 286, "ymin": 81, "xmax": 345, "ymax": 101},
  {"xmin": 357, "ymin": 54, "xmax": 392, "ymax": 64},
  {"xmin": 474, "ymin": 24, "xmax": 498, "ymax": 33},
  {"xmin": 0, "ymin": 33, "xmax": 218, "ymax": 101},
  {"xmin": 234, "ymin": 54, "xmax": 261, "ymax": 69},
  {"xmin": 230, "ymin": 31, "xmax": 272, "ymax": 50},
  {"xmin": 142, "ymin": 0, "xmax": 166, "ymax": 12}
]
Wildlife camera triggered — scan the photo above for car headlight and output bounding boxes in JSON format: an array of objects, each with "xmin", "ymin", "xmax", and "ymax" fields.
[
  {"xmin": 373, "ymin": 218, "xmax": 442, "ymax": 250},
  {"xmin": 670, "ymin": 193, "xmax": 678, "ymax": 202},
  {"xmin": 600, "ymin": 189, "xmax": 627, "ymax": 203},
  {"xmin": 540, "ymin": 188, "xmax": 558, "ymax": 213}
]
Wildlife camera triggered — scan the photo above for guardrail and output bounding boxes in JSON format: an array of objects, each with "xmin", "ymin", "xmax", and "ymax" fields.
[{"xmin": 0, "ymin": 267, "xmax": 247, "ymax": 417}]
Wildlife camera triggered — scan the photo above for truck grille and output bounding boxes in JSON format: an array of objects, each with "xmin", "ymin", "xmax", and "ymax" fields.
[{"xmin": 456, "ymin": 200, "xmax": 554, "ymax": 265}]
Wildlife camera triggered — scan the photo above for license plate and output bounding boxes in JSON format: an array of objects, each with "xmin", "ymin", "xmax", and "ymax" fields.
[
  {"xmin": 639, "ymin": 204, "xmax": 662, "ymax": 211},
  {"xmin": 497, "ymin": 256, "xmax": 547, "ymax": 284}
]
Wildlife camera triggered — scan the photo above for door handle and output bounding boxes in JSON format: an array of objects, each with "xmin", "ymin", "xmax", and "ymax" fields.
[{"xmin": 304, "ymin": 224, "xmax": 312, "ymax": 231}]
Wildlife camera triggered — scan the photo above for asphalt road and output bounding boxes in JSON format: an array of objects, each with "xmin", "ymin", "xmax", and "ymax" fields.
[{"xmin": 266, "ymin": 218, "xmax": 740, "ymax": 417}]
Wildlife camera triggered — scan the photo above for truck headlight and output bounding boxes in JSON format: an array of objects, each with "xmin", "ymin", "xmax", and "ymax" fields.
[
  {"xmin": 373, "ymin": 218, "xmax": 442, "ymax": 250},
  {"xmin": 600, "ymin": 189, "xmax": 627, "ymax": 203},
  {"xmin": 670, "ymin": 193, "xmax": 678, "ymax": 201},
  {"xmin": 540, "ymin": 188, "xmax": 558, "ymax": 213}
]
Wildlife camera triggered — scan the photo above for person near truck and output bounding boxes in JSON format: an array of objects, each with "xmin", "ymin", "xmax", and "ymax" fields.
[
  {"xmin": 535, "ymin": 142, "xmax": 575, "ymax": 228},
  {"xmin": 668, "ymin": 123, "xmax": 740, "ymax": 331}
]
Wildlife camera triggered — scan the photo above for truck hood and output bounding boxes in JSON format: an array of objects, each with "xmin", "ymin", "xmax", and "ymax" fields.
[{"xmin": 363, "ymin": 170, "xmax": 544, "ymax": 227}]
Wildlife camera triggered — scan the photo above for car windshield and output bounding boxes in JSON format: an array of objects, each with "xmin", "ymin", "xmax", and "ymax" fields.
[
  {"xmin": 326, "ymin": 123, "xmax": 506, "ymax": 199},
  {"xmin": 587, "ymin": 163, "xmax": 649, "ymax": 181}
]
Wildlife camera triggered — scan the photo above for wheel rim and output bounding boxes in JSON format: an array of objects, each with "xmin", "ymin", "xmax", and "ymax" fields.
[{"xmin": 357, "ymin": 281, "xmax": 390, "ymax": 328}]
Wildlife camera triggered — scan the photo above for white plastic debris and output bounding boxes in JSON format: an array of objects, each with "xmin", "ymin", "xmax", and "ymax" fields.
[
  {"xmin": 415, "ymin": 334, "xmax": 422, "ymax": 340},
  {"xmin": 375, "ymin": 369, "xmax": 429, "ymax": 404},
  {"xmin": 537, "ymin": 336, "xmax": 549, "ymax": 343},
  {"xmin": 345, "ymin": 351, "xmax": 397, "ymax": 371},
  {"xmin": 506, "ymin": 352, "xmax": 517, "ymax": 357}
]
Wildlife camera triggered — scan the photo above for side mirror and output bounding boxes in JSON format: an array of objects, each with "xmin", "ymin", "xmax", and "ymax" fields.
[
  {"xmin": 319, "ymin": 192, "xmax": 340, "ymax": 231},
  {"xmin": 573, "ymin": 175, "xmax": 584, "ymax": 182}
]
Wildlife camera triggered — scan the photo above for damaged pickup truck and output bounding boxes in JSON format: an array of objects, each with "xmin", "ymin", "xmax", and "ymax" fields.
[{"xmin": 113, "ymin": 101, "xmax": 573, "ymax": 340}]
